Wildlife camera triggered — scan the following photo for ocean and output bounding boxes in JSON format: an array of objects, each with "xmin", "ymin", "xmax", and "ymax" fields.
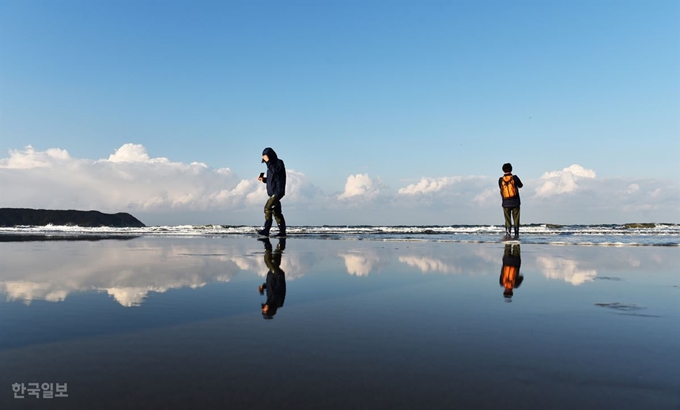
[
  {"xmin": 1, "ymin": 226, "xmax": 678, "ymax": 409},
  {"xmin": 1, "ymin": 223, "xmax": 679, "ymax": 246}
]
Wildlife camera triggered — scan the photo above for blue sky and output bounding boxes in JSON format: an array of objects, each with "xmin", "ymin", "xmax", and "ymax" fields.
[{"xmin": 1, "ymin": 0, "xmax": 678, "ymax": 225}]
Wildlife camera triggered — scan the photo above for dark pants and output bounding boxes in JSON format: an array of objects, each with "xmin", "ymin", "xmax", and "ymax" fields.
[
  {"xmin": 503, "ymin": 206, "xmax": 520, "ymax": 229},
  {"xmin": 264, "ymin": 195, "xmax": 285, "ymax": 228}
]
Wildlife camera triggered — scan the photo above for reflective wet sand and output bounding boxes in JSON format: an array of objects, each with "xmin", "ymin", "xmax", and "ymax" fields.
[{"xmin": 1, "ymin": 237, "xmax": 678, "ymax": 409}]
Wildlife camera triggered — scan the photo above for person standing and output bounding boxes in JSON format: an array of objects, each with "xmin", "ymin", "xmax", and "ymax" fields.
[
  {"xmin": 499, "ymin": 163, "xmax": 523, "ymax": 240},
  {"xmin": 257, "ymin": 147, "xmax": 287, "ymax": 237}
]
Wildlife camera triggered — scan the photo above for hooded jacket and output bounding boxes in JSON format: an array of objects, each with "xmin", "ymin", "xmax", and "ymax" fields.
[
  {"xmin": 261, "ymin": 238, "xmax": 286, "ymax": 318},
  {"xmin": 262, "ymin": 147, "xmax": 286, "ymax": 199}
]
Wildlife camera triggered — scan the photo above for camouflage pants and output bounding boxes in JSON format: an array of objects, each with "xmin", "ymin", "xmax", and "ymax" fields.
[
  {"xmin": 503, "ymin": 206, "xmax": 520, "ymax": 229},
  {"xmin": 264, "ymin": 195, "xmax": 285, "ymax": 226}
]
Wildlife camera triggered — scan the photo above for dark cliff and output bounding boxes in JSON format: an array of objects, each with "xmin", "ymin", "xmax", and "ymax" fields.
[{"xmin": 0, "ymin": 208, "xmax": 146, "ymax": 227}]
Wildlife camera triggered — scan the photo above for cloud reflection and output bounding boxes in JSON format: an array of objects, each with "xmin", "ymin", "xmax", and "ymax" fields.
[
  {"xmin": 0, "ymin": 240, "xmax": 311, "ymax": 306},
  {"xmin": 536, "ymin": 256, "xmax": 597, "ymax": 285},
  {"xmin": 1, "ymin": 239, "xmax": 674, "ymax": 308},
  {"xmin": 398, "ymin": 256, "xmax": 462, "ymax": 274},
  {"xmin": 339, "ymin": 250, "xmax": 383, "ymax": 276}
]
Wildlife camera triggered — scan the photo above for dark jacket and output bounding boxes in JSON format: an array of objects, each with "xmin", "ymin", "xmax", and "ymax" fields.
[
  {"xmin": 498, "ymin": 174, "xmax": 523, "ymax": 208},
  {"xmin": 262, "ymin": 147, "xmax": 286, "ymax": 199},
  {"xmin": 264, "ymin": 270, "xmax": 286, "ymax": 313},
  {"xmin": 262, "ymin": 238, "xmax": 286, "ymax": 317},
  {"xmin": 500, "ymin": 244, "xmax": 523, "ymax": 295}
]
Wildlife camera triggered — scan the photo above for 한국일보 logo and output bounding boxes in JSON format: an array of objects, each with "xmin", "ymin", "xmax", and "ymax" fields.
[{"xmin": 12, "ymin": 383, "xmax": 68, "ymax": 399}]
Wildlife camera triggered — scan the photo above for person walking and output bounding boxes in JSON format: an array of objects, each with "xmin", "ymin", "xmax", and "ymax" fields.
[
  {"xmin": 257, "ymin": 147, "xmax": 287, "ymax": 237},
  {"xmin": 499, "ymin": 163, "xmax": 523, "ymax": 240}
]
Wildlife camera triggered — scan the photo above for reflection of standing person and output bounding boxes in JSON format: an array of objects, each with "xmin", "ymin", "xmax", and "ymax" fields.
[
  {"xmin": 257, "ymin": 147, "xmax": 287, "ymax": 237},
  {"xmin": 499, "ymin": 163, "xmax": 523, "ymax": 240},
  {"xmin": 258, "ymin": 238, "xmax": 286, "ymax": 319},
  {"xmin": 500, "ymin": 244, "xmax": 523, "ymax": 301}
]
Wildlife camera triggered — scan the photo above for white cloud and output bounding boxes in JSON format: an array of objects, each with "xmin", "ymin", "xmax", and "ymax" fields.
[
  {"xmin": 527, "ymin": 164, "xmax": 678, "ymax": 223},
  {"xmin": 625, "ymin": 184, "xmax": 639, "ymax": 194},
  {"xmin": 0, "ymin": 145, "xmax": 71, "ymax": 169},
  {"xmin": 0, "ymin": 144, "xmax": 323, "ymax": 216},
  {"xmin": 398, "ymin": 176, "xmax": 463, "ymax": 195},
  {"xmin": 397, "ymin": 176, "xmax": 495, "ymax": 210},
  {"xmin": 535, "ymin": 164, "xmax": 596, "ymax": 198},
  {"xmin": 338, "ymin": 174, "xmax": 383, "ymax": 201},
  {"xmin": 107, "ymin": 143, "xmax": 154, "ymax": 163},
  {"xmin": 1, "ymin": 146, "xmax": 678, "ymax": 224},
  {"xmin": 473, "ymin": 188, "xmax": 497, "ymax": 206}
]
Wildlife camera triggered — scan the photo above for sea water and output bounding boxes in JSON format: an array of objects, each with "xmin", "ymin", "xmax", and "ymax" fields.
[
  {"xmin": 1, "ymin": 235, "xmax": 678, "ymax": 409},
  {"xmin": 1, "ymin": 223, "xmax": 679, "ymax": 246}
]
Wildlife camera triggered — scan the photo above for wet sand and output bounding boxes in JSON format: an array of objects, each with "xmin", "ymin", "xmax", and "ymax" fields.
[{"xmin": 1, "ymin": 237, "xmax": 678, "ymax": 409}]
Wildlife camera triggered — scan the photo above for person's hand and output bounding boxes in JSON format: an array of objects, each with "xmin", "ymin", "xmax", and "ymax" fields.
[{"xmin": 257, "ymin": 176, "xmax": 263, "ymax": 182}]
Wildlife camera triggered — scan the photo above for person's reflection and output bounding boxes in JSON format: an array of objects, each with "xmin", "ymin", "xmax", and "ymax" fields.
[
  {"xmin": 500, "ymin": 243, "xmax": 523, "ymax": 301},
  {"xmin": 258, "ymin": 238, "xmax": 287, "ymax": 319}
]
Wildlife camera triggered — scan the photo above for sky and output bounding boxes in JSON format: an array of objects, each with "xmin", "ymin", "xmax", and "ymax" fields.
[{"xmin": 1, "ymin": 0, "xmax": 678, "ymax": 226}]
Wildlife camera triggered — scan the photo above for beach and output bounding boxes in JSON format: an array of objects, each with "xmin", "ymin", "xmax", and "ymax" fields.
[{"xmin": 1, "ymin": 235, "xmax": 678, "ymax": 409}]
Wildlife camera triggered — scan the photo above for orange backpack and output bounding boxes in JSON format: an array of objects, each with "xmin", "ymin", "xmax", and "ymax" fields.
[
  {"xmin": 502, "ymin": 265, "xmax": 518, "ymax": 289},
  {"xmin": 501, "ymin": 175, "xmax": 517, "ymax": 199}
]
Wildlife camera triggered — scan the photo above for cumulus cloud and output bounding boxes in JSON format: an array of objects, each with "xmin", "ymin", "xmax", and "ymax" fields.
[
  {"xmin": 0, "ymin": 144, "xmax": 323, "ymax": 216},
  {"xmin": 527, "ymin": 164, "xmax": 678, "ymax": 222},
  {"xmin": 397, "ymin": 175, "xmax": 494, "ymax": 211},
  {"xmin": 338, "ymin": 174, "xmax": 384, "ymax": 201},
  {"xmin": 1, "ymin": 145, "xmax": 677, "ymax": 224},
  {"xmin": 107, "ymin": 143, "xmax": 154, "ymax": 163},
  {"xmin": 1, "ymin": 145, "xmax": 71, "ymax": 169},
  {"xmin": 534, "ymin": 164, "xmax": 596, "ymax": 198},
  {"xmin": 398, "ymin": 176, "xmax": 464, "ymax": 195},
  {"xmin": 622, "ymin": 184, "xmax": 640, "ymax": 195},
  {"xmin": 472, "ymin": 188, "xmax": 497, "ymax": 206}
]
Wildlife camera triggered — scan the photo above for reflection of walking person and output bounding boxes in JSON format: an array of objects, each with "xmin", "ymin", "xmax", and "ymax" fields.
[
  {"xmin": 258, "ymin": 238, "xmax": 287, "ymax": 319},
  {"xmin": 500, "ymin": 244, "xmax": 523, "ymax": 301},
  {"xmin": 499, "ymin": 163, "xmax": 523, "ymax": 240},
  {"xmin": 257, "ymin": 147, "xmax": 287, "ymax": 237}
]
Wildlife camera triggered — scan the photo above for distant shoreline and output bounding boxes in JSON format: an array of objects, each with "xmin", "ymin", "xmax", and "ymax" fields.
[{"xmin": 0, "ymin": 208, "xmax": 145, "ymax": 228}]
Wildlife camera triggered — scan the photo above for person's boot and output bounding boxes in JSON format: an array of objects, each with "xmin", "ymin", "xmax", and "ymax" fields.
[
  {"xmin": 273, "ymin": 222, "xmax": 286, "ymax": 238},
  {"xmin": 504, "ymin": 227, "xmax": 512, "ymax": 240},
  {"xmin": 257, "ymin": 220, "xmax": 272, "ymax": 236},
  {"xmin": 273, "ymin": 215, "xmax": 286, "ymax": 237},
  {"xmin": 513, "ymin": 226, "xmax": 519, "ymax": 240}
]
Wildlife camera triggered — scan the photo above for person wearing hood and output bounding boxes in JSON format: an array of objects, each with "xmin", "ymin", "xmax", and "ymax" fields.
[
  {"xmin": 257, "ymin": 147, "xmax": 287, "ymax": 237},
  {"xmin": 258, "ymin": 238, "xmax": 287, "ymax": 319}
]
